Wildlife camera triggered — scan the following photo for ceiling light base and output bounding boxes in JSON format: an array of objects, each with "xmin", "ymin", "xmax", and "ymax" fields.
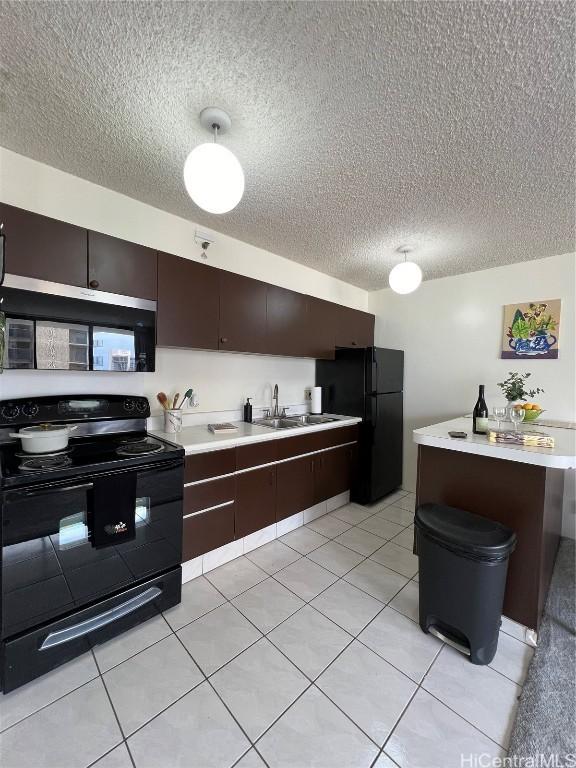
[{"xmin": 199, "ymin": 107, "xmax": 232, "ymax": 135}]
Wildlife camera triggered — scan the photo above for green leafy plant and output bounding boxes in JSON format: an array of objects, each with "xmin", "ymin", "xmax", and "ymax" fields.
[
  {"xmin": 508, "ymin": 303, "xmax": 557, "ymax": 341},
  {"xmin": 497, "ymin": 372, "xmax": 544, "ymax": 402}
]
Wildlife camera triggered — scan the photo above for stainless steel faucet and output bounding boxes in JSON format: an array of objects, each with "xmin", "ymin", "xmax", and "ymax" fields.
[{"xmin": 272, "ymin": 384, "xmax": 280, "ymax": 417}]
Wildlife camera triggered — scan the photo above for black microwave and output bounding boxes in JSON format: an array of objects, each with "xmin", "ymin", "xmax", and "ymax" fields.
[{"xmin": 0, "ymin": 274, "xmax": 156, "ymax": 372}]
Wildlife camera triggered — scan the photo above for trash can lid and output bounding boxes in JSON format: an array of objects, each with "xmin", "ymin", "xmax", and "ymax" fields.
[{"xmin": 415, "ymin": 503, "xmax": 516, "ymax": 561}]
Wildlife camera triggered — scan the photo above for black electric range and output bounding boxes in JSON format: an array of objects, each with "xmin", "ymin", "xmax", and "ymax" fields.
[{"xmin": 0, "ymin": 394, "xmax": 184, "ymax": 692}]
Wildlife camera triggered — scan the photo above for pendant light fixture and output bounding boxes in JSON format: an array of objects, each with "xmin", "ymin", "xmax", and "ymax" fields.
[
  {"xmin": 388, "ymin": 246, "xmax": 422, "ymax": 294},
  {"xmin": 183, "ymin": 107, "xmax": 245, "ymax": 214}
]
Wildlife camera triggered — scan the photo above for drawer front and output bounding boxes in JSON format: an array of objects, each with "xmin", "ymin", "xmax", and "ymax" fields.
[
  {"xmin": 184, "ymin": 476, "xmax": 235, "ymax": 515},
  {"xmin": 320, "ymin": 424, "xmax": 359, "ymax": 449},
  {"xmin": 236, "ymin": 441, "xmax": 279, "ymax": 470},
  {"xmin": 183, "ymin": 503, "xmax": 235, "ymax": 560},
  {"xmin": 276, "ymin": 433, "xmax": 319, "ymax": 461},
  {"xmin": 184, "ymin": 449, "xmax": 236, "ymax": 483},
  {"xmin": 2, "ymin": 568, "xmax": 181, "ymax": 693}
]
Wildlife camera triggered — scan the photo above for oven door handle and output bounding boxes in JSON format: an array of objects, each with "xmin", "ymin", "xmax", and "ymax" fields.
[
  {"xmin": 11, "ymin": 482, "xmax": 94, "ymax": 500},
  {"xmin": 39, "ymin": 586, "xmax": 162, "ymax": 650}
]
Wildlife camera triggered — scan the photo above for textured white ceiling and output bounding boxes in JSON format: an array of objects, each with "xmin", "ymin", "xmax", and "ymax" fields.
[{"xmin": 0, "ymin": 1, "xmax": 574, "ymax": 289}]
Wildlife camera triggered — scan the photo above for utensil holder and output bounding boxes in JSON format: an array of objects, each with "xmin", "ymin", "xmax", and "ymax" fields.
[{"xmin": 164, "ymin": 409, "xmax": 183, "ymax": 433}]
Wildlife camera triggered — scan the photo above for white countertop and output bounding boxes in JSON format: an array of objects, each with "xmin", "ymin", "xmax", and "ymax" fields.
[
  {"xmin": 413, "ymin": 417, "xmax": 576, "ymax": 469},
  {"xmin": 151, "ymin": 415, "xmax": 362, "ymax": 455}
]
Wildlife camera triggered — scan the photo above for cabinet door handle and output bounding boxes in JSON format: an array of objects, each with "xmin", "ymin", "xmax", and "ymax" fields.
[
  {"xmin": 220, "ymin": 337, "xmax": 228, "ymax": 343},
  {"xmin": 89, "ymin": 279, "xmax": 99, "ymax": 289}
]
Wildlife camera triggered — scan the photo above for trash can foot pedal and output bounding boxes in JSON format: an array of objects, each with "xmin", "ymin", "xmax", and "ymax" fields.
[{"xmin": 429, "ymin": 626, "xmax": 471, "ymax": 656}]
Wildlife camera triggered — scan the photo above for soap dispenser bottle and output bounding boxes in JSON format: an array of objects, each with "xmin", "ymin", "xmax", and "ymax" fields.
[{"xmin": 243, "ymin": 398, "xmax": 253, "ymax": 423}]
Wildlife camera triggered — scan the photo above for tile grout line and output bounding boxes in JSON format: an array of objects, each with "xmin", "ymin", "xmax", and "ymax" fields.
[
  {"xmin": 94, "ymin": 646, "xmax": 148, "ymax": 766},
  {"xmin": 7, "ymin": 492, "xmax": 513, "ymax": 765},
  {"xmin": 174, "ymin": 566, "xmax": 412, "ymax": 755},
  {"xmin": 383, "ymin": 640, "xmax": 509, "ymax": 755},
  {"xmin": 0, "ymin": 493, "xmax": 426, "ymax": 761},
  {"xmin": 168, "ymin": 630, "xmax": 266, "ymax": 759},
  {"xmin": 3, "ymin": 495, "xmax": 516, "ymax": 761}
]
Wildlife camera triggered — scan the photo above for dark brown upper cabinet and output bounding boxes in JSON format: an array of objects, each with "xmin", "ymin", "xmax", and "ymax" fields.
[
  {"xmin": 306, "ymin": 297, "xmax": 336, "ymax": 360},
  {"xmin": 157, "ymin": 252, "xmax": 220, "ymax": 350},
  {"xmin": 266, "ymin": 285, "xmax": 309, "ymax": 357},
  {"xmin": 219, "ymin": 271, "xmax": 268, "ymax": 354},
  {"xmin": 0, "ymin": 202, "xmax": 87, "ymax": 287},
  {"xmin": 334, "ymin": 305, "xmax": 375, "ymax": 348},
  {"xmin": 87, "ymin": 231, "xmax": 157, "ymax": 300}
]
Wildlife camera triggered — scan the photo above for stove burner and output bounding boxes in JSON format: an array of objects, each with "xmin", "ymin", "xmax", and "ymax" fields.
[
  {"xmin": 15, "ymin": 448, "xmax": 72, "ymax": 459},
  {"xmin": 116, "ymin": 439, "xmax": 164, "ymax": 457},
  {"xmin": 19, "ymin": 454, "xmax": 73, "ymax": 473}
]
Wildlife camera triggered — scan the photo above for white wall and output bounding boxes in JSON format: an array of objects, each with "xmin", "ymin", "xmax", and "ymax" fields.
[
  {"xmin": 368, "ymin": 252, "xmax": 576, "ymax": 538},
  {"xmin": 0, "ymin": 147, "xmax": 368, "ymax": 417}
]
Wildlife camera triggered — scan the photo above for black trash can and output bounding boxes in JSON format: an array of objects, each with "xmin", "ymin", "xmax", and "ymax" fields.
[{"xmin": 414, "ymin": 502, "xmax": 516, "ymax": 665}]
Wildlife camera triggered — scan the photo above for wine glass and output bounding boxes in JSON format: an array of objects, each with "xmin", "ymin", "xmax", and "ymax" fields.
[
  {"xmin": 509, "ymin": 406, "xmax": 525, "ymax": 432},
  {"xmin": 493, "ymin": 406, "xmax": 507, "ymax": 430}
]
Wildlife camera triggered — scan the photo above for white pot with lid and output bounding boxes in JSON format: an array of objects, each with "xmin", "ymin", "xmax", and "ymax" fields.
[{"xmin": 9, "ymin": 424, "xmax": 78, "ymax": 454}]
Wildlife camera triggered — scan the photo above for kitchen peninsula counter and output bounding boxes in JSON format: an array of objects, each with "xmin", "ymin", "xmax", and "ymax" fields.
[{"xmin": 413, "ymin": 417, "xmax": 574, "ymax": 634}]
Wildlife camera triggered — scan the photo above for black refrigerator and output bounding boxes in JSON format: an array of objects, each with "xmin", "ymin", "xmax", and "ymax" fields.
[{"xmin": 316, "ymin": 347, "xmax": 404, "ymax": 505}]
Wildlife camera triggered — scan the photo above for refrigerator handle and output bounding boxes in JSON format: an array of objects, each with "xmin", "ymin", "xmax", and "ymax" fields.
[
  {"xmin": 368, "ymin": 350, "xmax": 378, "ymax": 395},
  {"xmin": 368, "ymin": 394, "xmax": 378, "ymax": 426}
]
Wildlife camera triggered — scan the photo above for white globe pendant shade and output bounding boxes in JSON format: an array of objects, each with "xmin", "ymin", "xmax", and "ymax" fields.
[
  {"xmin": 388, "ymin": 260, "xmax": 422, "ymax": 294},
  {"xmin": 183, "ymin": 142, "xmax": 244, "ymax": 214}
]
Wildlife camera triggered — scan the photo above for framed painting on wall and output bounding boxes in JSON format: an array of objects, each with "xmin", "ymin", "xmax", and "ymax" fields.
[{"xmin": 501, "ymin": 299, "xmax": 561, "ymax": 359}]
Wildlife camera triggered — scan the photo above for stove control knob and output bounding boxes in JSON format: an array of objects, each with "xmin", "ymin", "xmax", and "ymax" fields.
[
  {"xmin": 22, "ymin": 403, "xmax": 39, "ymax": 418},
  {"xmin": 136, "ymin": 399, "xmax": 148, "ymax": 414},
  {"xmin": 123, "ymin": 398, "xmax": 136, "ymax": 413},
  {"xmin": 1, "ymin": 404, "xmax": 20, "ymax": 420}
]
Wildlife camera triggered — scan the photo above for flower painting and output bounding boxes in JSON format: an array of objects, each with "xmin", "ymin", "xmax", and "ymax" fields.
[{"xmin": 501, "ymin": 299, "xmax": 561, "ymax": 359}]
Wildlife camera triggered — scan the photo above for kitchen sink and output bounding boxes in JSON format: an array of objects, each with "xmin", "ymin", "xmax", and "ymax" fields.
[
  {"xmin": 291, "ymin": 414, "xmax": 340, "ymax": 425},
  {"xmin": 253, "ymin": 415, "xmax": 340, "ymax": 430},
  {"xmin": 253, "ymin": 417, "xmax": 301, "ymax": 430}
]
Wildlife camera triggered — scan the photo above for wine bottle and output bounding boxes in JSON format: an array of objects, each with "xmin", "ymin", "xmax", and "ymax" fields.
[{"xmin": 473, "ymin": 385, "xmax": 489, "ymax": 434}]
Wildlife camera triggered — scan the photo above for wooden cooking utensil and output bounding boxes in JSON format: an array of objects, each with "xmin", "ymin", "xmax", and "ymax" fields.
[
  {"xmin": 172, "ymin": 393, "xmax": 180, "ymax": 409},
  {"xmin": 157, "ymin": 392, "xmax": 169, "ymax": 410}
]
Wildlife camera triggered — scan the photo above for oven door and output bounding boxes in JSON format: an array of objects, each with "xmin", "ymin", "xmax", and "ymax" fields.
[{"xmin": 1, "ymin": 459, "xmax": 183, "ymax": 639}]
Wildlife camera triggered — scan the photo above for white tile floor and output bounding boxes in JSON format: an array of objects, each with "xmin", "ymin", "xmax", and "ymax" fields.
[{"xmin": 0, "ymin": 490, "xmax": 531, "ymax": 768}]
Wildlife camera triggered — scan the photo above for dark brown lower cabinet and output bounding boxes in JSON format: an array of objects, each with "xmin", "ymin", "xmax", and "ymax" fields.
[
  {"xmin": 180, "ymin": 429, "xmax": 359, "ymax": 563},
  {"xmin": 276, "ymin": 455, "xmax": 315, "ymax": 522},
  {"xmin": 182, "ymin": 476, "xmax": 236, "ymax": 560},
  {"xmin": 235, "ymin": 466, "xmax": 277, "ymax": 538},
  {"xmin": 314, "ymin": 445, "xmax": 355, "ymax": 504},
  {"xmin": 183, "ymin": 502, "xmax": 236, "ymax": 561}
]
